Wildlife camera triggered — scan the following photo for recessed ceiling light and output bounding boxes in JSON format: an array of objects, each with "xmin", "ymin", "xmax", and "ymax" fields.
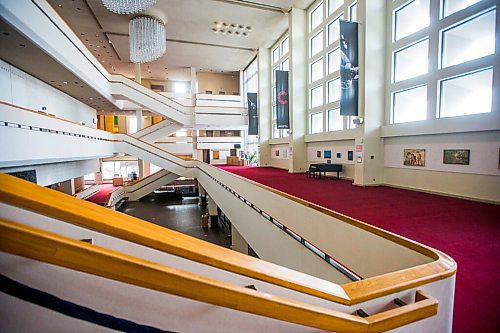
[
  {"xmin": 2, "ymin": 32, "xmax": 9, "ymax": 36},
  {"xmin": 235, "ymin": 31, "xmax": 240, "ymax": 35},
  {"xmin": 246, "ymin": 26, "xmax": 252, "ymax": 31},
  {"xmin": 58, "ymin": 4, "xmax": 62, "ymax": 7},
  {"xmin": 63, "ymin": 81, "xmax": 68, "ymax": 84},
  {"xmin": 242, "ymin": 32, "xmax": 248, "ymax": 37},
  {"xmin": 19, "ymin": 44, "xmax": 25, "ymax": 47},
  {"xmin": 212, "ymin": 28, "xmax": 218, "ymax": 33},
  {"xmin": 230, "ymin": 23, "xmax": 236, "ymax": 28},
  {"xmin": 227, "ymin": 31, "xmax": 233, "ymax": 34},
  {"xmin": 222, "ymin": 22, "xmax": 228, "ymax": 27}
]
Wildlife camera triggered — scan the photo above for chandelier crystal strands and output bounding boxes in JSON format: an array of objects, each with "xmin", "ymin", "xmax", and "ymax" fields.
[
  {"xmin": 101, "ymin": 0, "xmax": 156, "ymax": 15},
  {"xmin": 129, "ymin": 15, "xmax": 166, "ymax": 63}
]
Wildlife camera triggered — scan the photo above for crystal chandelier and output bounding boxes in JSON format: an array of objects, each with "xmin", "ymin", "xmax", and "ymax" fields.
[
  {"xmin": 129, "ymin": 15, "xmax": 166, "ymax": 63},
  {"xmin": 101, "ymin": 0, "xmax": 156, "ymax": 15}
]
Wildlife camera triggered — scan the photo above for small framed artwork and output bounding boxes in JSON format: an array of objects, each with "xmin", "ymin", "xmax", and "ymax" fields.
[
  {"xmin": 336, "ymin": 152, "xmax": 341, "ymax": 158},
  {"xmin": 316, "ymin": 151, "xmax": 321, "ymax": 158},
  {"xmin": 326, "ymin": 159, "xmax": 331, "ymax": 164},
  {"xmin": 403, "ymin": 149, "xmax": 425, "ymax": 167},
  {"xmin": 150, "ymin": 84, "xmax": 164, "ymax": 92},
  {"xmin": 443, "ymin": 149, "xmax": 470, "ymax": 165},
  {"xmin": 324, "ymin": 150, "xmax": 332, "ymax": 159},
  {"xmin": 348, "ymin": 150, "xmax": 353, "ymax": 161},
  {"xmin": 275, "ymin": 149, "xmax": 280, "ymax": 157}
]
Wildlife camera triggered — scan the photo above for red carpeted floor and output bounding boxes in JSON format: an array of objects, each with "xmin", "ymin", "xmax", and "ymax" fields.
[
  {"xmin": 86, "ymin": 184, "xmax": 116, "ymax": 205},
  {"xmin": 218, "ymin": 165, "xmax": 500, "ymax": 333}
]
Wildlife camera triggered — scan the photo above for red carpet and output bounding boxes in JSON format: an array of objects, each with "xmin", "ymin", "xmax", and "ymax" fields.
[
  {"xmin": 86, "ymin": 184, "xmax": 116, "ymax": 205},
  {"xmin": 218, "ymin": 165, "xmax": 500, "ymax": 333}
]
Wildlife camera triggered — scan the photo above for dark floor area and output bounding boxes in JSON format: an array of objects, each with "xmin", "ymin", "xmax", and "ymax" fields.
[{"xmin": 117, "ymin": 194, "xmax": 231, "ymax": 248}]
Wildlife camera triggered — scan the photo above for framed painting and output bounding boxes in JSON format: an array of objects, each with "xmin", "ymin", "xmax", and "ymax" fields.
[
  {"xmin": 324, "ymin": 150, "xmax": 332, "ymax": 159},
  {"xmin": 316, "ymin": 151, "xmax": 321, "ymax": 158},
  {"xmin": 403, "ymin": 149, "xmax": 425, "ymax": 167},
  {"xmin": 443, "ymin": 149, "xmax": 470, "ymax": 165}
]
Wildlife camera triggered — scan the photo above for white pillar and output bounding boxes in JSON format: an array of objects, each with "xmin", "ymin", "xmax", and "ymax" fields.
[
  {"xmin": 190, "ymin": 67, "xmax": 197, "ymax": 94},
  {"xmin": 353, "ymin": 0, "xmax": 386, "ymax": 186},
  {"xmin": 134, "ymin": 63, "xmax": 141, "ymax": 84},
  {"xmin": 258, "ymin": 48, "xmax": 271, "ymax": 166},
  {"xmin": 288, "ymin": 8, "xmax": 307, "ymax": 173}
]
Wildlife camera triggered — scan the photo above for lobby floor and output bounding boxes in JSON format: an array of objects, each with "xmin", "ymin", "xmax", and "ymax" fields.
[{"xmin": 117, "ymin": 194, "xmax": 231, "ymax": 249}]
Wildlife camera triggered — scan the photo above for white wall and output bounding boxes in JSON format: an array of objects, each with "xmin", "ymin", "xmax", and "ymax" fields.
[
  {"xmin": 0, "ymin": 60, "xmax": 96, "ymax": 127},
  {"xmin": 383, "ymin": 131, "xmax": 500, "ymax": 202},
  {"xmin": 270, "ymin": 144, "xmax": 290, "ymax": 170},
  {"xmin": 307, "ymin": 140, "xmax": 356, "ymax": 179},
  {"xmin": 1, "ymin": 159, "xmax": 99, "ymax": 187}
]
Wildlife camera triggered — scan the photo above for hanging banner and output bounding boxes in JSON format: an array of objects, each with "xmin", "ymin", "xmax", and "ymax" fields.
[
  {"xmin": 339, "ymin": 20, "xmax": 359, "ymax": 116},
  {"xmin": 275, "ymin": 70, "xmax": 290, "ymax": 129},
  {"xmin": 247, "ymin": 93, "xmax": 258, "ymax": 135}
]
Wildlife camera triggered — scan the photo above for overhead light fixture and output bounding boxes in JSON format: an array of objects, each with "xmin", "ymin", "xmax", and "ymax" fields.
[
  {"xmin": 129, "ymin": 15, "xmax": 166, "ymax": 63},
  {"xmin": 101, "ymin": 0, "xmax": 156, "ymax": 14}
]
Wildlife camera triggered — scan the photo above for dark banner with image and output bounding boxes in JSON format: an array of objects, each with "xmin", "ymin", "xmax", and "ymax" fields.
[
  {"xmin": 340, "ymin": 20, "xmax": 359, "ymax": 116},
  {"xmin": 275, "ymin": 70, "xmax": 290, "ymax": 129},
  {"xmin": 247, "ymin": 93, "xmax": 258, "ymax": 135}
]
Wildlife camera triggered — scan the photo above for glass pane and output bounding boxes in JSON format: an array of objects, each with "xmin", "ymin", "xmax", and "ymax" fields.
[
  {"xmin": 327, "ymin": 108, "xmax": 343, "ymax": 131},
  {"xmin": 102, "ymin": 161, "xmax": 115, "ymax": 179},
  {"xmin": 443, "ymin": 0, "xmax": 482, "ymax": 17},
  {"xmin": 282, "ymin": 58, "xmax": 289, "ymax": 71},
  {"xmin": 328, "ymin": 0, "xmax": 343, "ymax": 16},
  {"xmin": 273, "ymin": 66, "xmax": 278, "ymax": 83},
  {"xmin": 310, "ymin": 31, "xmax": 324, "ymax": 57},
  {"xmin": 310, "ymin": 112, "xmax": 324, "ymax": 133},
  {"xmin": 328, "ymin": 48, "xmax": 340, "ymax": 74},
  {"xmin": 272, "ymin": 47, "xmax": 280, "ymax": 64},
  {"xmin": 394, "ymin": 39, "xmax": 429, "ymax": 82},
  {"xmin": 327, "ymin": 15, "xmax": 343, "ymax": 45},
  {"xmin": 310, "ymin": 2, "xmax": 323, "ymax": 31},
  {"xmin": 393, "ymin": 85, "xmax": 427, "ymax": 123},
  {"xmin": 350, "ymin": 3, "xmax": 358, "ymax": 21},
  {"xmin": 327, "ymin": 78, "xmax": 341, "ymax": 103},
  {"xmin": 281, "ymin": 36, "xmax": 289, "ymax": 55},
  {"xmin": 310, "ymin": 86, "xmax": 323, "ymax": 108},
  {"xmin": 310, "ymin": 58, "xmax": 324, "ymax": 83},
  {"xmin": 441, "ymin": 10, "xmax": 496, "ymax": 68},
  {"xmin": 440, "ymin": 68, "xmax": 493, "ymax": 118},
  {"xmin": 395, "ymin": 0, "xmax": 430, "ymax": 41}
]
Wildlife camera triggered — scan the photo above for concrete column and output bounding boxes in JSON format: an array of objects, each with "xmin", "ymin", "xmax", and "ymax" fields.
[
  {"xmin": 198, "ymin": 183, "xmax": 207, "ymax": 206},
  {"xmin": 353, "ymin": 0, "xmax": 386, "ymax": 186},
  {"xmin": 136, "ymin": 109, "xmax": 144, "ymax": 179},
  {"xmin": 134, "ymin": 63, "xmax": 141, "ymax": 84},
  {"xmin": 191, "ymin": 130, "xmax": 199, "ymax": 160},
  {"xmin": 231, "ymin": 224, "xmax": 249, "ymax": 255},
  {"xmin": 207, "ymin": 195, "xmax": 219, "ymax": 227},
  {"xmin": 190, "ymin": 67, "xmax": 197, "ymax": 94},
  {"xmin": 288, "ymin": 8, "xmax": 308, "ymax": 173},
  {"xmin": 258, "ymin": 47, "xmax": 271, "ymax": 166}
]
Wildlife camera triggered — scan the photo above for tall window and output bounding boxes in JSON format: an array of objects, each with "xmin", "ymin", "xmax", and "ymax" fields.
[
  {"xmin": 388, "ymin": 0, "xmax": 497, "ymax": 123},
  {"xmin": 271, "ymin": 34, "xmax": 289, "ymax": 138},
  {"xmin": 307, "ymin": 0, "xmax": 358, "ymax": 135}
]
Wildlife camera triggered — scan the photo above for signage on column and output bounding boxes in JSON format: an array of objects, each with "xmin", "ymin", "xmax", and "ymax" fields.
[
  {"xmin": 275, "ymin": 70, "xmax": 290, "ymax": 129},
  {"xmin": 340, "ymin": 20, "xmax": 359, "ymax": 116},
  {"xmin": 247, "ymin": 93, "xmax": 258, "ymax": 135}
]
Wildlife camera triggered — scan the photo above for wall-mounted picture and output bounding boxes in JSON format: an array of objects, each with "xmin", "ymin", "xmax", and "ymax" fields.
[
  {"xmin": 336, "ymin": 152, "xmax": 341, "ymax": 158},
  {"xmin": 326, "ymin": 159, "xmax": 331, "ymax": 164},
  {"xmin": 317, "ymin": 151, "xmax": 321, "ymax": 158},
  {"xmin": 275, "ymin": 149, "xmax": 280, "ymax": 157},
  {"xmin": 324, "ymin": 150, "xmax": 332, "ymax": 159},
  {"xmin": 348, "ymin": 150, "xmax": 353, "ymax": 161},
  {"xmin": 443, "ymin": 149, "xmax": 470, "ymax": 165},
  {"xmin": 403, "ymin": 149, "xmax": 425, "ymax": 167},
  {"xmin": 150, "ymin": 84, "xmax": 164, "ymax": 92}
]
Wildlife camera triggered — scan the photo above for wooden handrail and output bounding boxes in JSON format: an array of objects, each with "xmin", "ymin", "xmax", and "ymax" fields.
[
  {"xmin": 0, "ymin": 173, "xmax": 456, "ymax": 305},
  {"xmin": 0, "ymin": 218, "xmax": 438, "ymax": 332},
  {"xmin": 0, "ymin": 173, "xmax": 349, "ymax": 304}
]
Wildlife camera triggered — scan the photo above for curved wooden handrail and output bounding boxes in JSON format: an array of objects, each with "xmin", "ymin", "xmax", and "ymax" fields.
[
  {"xmin": 0, "ymin": 218, "xmax": 438, "ymax": 332},
  {"xmin": 0, "ymin": 173, "xmax": 456, "ymax": 306}
]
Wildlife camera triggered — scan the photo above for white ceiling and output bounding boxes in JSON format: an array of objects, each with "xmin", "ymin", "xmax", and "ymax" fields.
[{"xmin": 48, "ymin": 0, "xmax": 317, "ymax": 80}]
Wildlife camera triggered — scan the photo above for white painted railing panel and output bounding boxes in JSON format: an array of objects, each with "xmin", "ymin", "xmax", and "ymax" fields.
[
  {"xmin": 197, "ymin": 136, "xmax": 242, "ymax": 143},
  {"xmin": 197, "ymin": 164, "xmax": 433, "ymax": 279}
]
